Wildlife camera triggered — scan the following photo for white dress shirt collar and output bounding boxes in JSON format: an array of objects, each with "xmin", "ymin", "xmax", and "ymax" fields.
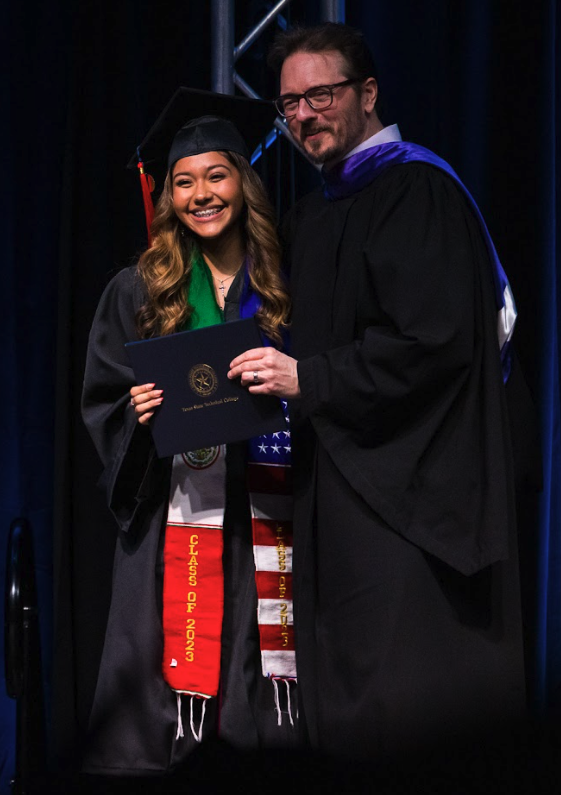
[{"xmin": 343, "ymin": 124, "xmax": 402, "ymax": 161}]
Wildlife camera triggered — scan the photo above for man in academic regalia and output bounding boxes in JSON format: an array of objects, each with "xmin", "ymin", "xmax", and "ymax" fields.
[{"xmin": 228, "ymin": 23, "xmax": 530, "ymax": 763}]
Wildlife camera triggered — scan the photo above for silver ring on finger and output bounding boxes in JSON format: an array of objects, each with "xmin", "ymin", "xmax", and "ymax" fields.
[
  {"xmin": 253, "ymin": 371, "xmax": 260, "ymax": 384},
  {"xmin": 130, "ymin": 397, "xmax": 135, "ymax": 407}
]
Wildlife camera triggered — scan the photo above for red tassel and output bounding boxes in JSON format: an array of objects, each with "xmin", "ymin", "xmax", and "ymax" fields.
[{"xmin": 137, "ymin": 158, "xmax": 155, "ymax": 246}]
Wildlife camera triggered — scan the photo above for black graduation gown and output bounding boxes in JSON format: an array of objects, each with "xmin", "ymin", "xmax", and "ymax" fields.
[
  {"xmin": 287, "ymin": 162, "xmax": 526, "ymax": 760},
  {"xmin": 81, "ymin": 266, "xmax": 295, "ymax": 776}
]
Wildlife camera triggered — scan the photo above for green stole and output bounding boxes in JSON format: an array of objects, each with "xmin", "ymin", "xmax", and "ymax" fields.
[{"xmin": 184, "ymin": 252, "xmax": 223, "ymax": 330}]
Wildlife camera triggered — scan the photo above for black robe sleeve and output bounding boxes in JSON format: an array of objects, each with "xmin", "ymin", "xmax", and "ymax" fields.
[
  {"xmin": 81, "ymin": 266, "xmax": 169, "ymax": 534},
  {"xmin": 291, "ymin": 164, "xmax": 514, "ymax": 575}
]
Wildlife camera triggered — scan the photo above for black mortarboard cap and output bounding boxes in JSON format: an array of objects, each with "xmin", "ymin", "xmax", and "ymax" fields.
[{"xmin": 128, "ymin": 87, "xmax": 276, "ymax": 172}]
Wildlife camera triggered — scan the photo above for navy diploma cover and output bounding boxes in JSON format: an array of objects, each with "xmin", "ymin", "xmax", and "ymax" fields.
[{"xmin": 125, "ymin": 318, "xmax": 286, "ymax": 457}]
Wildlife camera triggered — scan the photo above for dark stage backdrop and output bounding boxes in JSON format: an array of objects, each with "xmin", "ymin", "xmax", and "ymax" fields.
[{"xmin": 1, "ymin": 0, "xmax": 559, "ymax": 790}]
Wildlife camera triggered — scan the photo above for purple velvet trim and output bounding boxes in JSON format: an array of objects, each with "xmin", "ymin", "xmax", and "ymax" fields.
[{"xmin": 323, "ymin": 142, "xmax": 451, "ymax": 201}]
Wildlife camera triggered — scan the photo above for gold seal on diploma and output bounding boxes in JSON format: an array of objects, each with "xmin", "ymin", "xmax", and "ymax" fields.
[
  {"xmin": 182, "ymin": 447, "xmax": 220, "ymax": 469},
  {"xmin": 189, "ymin": 363, "xmax": 218, "ymax": 397}
]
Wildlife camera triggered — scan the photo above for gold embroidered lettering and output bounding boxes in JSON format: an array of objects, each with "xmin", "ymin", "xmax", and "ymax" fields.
[{"xmin": 276, "ymin": 527, "xmax": 287, "ymax": 572}]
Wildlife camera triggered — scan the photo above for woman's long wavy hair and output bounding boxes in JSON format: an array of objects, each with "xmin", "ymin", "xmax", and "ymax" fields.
[{"xmin": 136, "ymin": 151, "xmax": 289, "ymax": 347}]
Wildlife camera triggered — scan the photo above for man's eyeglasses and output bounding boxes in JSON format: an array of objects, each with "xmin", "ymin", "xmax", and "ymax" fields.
[{"xmin": 274, "ymin": 79, "xmax": 358, "ymax": 118}]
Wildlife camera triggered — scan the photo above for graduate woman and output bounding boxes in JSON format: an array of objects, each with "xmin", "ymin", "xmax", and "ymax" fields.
[{"xmin": 81, "ymin": 89, "xmax": 296, "ymax": 778}]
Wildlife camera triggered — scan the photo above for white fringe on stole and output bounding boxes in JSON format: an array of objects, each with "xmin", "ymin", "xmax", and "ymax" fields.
[{"xmin": 189, "ymin": 695, "xmax": 208, "ymax": 742}]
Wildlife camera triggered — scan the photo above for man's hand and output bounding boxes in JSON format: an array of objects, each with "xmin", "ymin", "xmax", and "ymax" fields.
[{"xmin": 228, "ymin": 348, "xmax": 300, "ymax": 398}]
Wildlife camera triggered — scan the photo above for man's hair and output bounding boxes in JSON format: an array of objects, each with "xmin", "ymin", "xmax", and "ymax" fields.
[{"xmin": 267, "ymin": 22, "xmax": 378, "ymax": 84}]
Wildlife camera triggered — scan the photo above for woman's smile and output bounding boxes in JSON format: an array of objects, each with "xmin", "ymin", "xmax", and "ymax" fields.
[
  {"xmin": 191, "ymin": 207, "xmax": 224, "ymax": 218},
  {"xmin": 172, "ymin": 152, "xmax": 244, "ymax": 241}
]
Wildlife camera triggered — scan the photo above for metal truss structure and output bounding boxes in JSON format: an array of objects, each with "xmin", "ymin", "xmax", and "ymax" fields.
[{"xmin": 210, "ymin": 0, "xmax": 346, "ymax": 161}]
